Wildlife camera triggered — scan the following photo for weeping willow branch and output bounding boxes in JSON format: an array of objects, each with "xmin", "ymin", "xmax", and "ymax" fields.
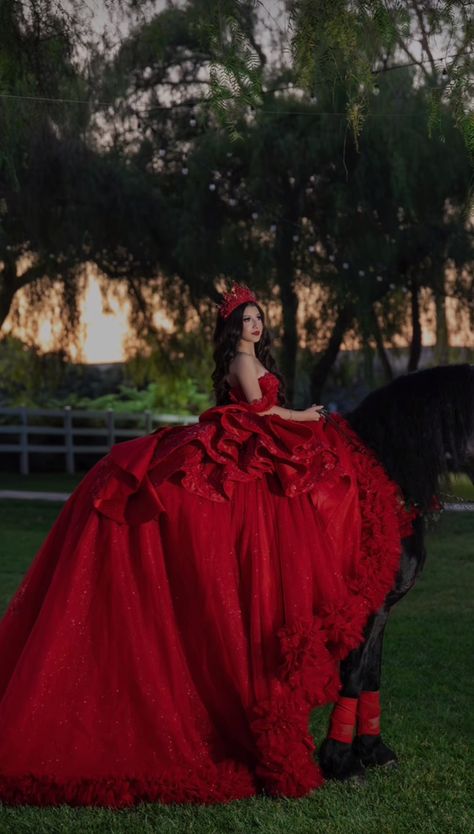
[
  {"xmin": 204, "ymin": 0, "xmax": 473, "ymax": 154},
  {"xmin": 198, "ymin": 1, "xmax": 264, "ymax": 137}
]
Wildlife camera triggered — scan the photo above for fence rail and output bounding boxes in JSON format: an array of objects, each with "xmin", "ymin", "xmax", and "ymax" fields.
[{"xmin": 0, "ymin": 407, "xmax": 198, "ymax": 474}]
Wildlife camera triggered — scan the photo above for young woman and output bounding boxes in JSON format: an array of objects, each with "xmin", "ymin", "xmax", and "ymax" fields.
[{"xmin": 0, "ymin": 283, "xmax": 412, "ymax": 807}]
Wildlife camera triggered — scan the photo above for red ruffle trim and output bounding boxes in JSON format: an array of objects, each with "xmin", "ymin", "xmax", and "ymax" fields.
[
  {"xmin": 327, "ymin": 415, "xmax": 417, "ymax": 625},
  {"xmin": 91, "ymin": 411, "xmax": 340, "ymax": 525},
  {"xmin": 248, "ymin": 618, "xmax": 338, "ymax": 796},
  {"xmin": 0, "ymin": 762, "xmax": 256, "ymax": 808},
  {"xmin": 91, "ymin": 366, "xmax": 416, "ymax": 539},
  {"xmin": 246, "ymin": 417, "xmax": 417, "ymax": 796}
]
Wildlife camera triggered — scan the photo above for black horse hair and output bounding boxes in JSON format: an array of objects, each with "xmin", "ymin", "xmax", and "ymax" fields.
[{"xmin": 346, "ymin": 364, "xmax": 474, "ymax": 512}]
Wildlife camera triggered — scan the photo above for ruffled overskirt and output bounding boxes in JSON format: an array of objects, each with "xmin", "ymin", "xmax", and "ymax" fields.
[{"xmin": 0, "ymin": 407, "xmax": 414, "ymax": 806}]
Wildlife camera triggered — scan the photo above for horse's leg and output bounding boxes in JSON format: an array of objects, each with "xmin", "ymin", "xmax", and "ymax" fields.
[
  {"xmin": 318, "ymin": 611, "xmax": 386, "ymax": 781},
  {"xmin": 319, "ymin": 518, "xmax": 426, "ymax": 780},
  {"xmin": 351, "ymin": 609, "xmax": 397, "ymax": 768},
  {"xmin": 353, "ymin": 523, "xmax": 426, "ymax": 768}
]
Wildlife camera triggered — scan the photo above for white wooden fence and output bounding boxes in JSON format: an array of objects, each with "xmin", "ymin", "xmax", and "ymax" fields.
[{"xmin": 0, "ymin": 407, "xmax": 198, "ymax": 474}]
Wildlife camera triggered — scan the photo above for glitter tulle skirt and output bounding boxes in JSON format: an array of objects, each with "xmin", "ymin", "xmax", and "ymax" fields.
[{"xmin": 0, "ymin": 377, "xmax": 414, "ymax": 807}]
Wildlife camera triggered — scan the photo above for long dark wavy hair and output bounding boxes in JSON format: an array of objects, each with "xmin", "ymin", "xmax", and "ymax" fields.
[
  {"xmin": 212, "ymin": 301, "xmax": 286, "ymax": 406},
  {"xmin": 347, "ymin": 364, "xmax": 474, "ymax": 512}
]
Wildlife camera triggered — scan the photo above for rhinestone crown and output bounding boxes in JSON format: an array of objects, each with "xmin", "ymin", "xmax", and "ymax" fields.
[{"xmin": 219, "ymin": 282, "xmax": 257, "ymax": 319}]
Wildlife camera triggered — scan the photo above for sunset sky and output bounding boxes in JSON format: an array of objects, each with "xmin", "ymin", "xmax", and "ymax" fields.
[
  {"xmin": 2, "ymin": 268, "xmax": 472, "ymax": 365},
  {"xmin": 2, "ymin": 269, "xmax": 155, "ymax": 364},
  {"xmin": 1, "ymin": 4, "xmax": 469, "ymax": 364}
]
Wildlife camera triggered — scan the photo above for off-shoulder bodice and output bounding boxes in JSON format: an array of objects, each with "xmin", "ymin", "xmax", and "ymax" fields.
[
  {"xmin": 228, "ymin": 371, "xmax": 280, "ymax": 412},
  {"xmin": 92, "ymin": 368, "xmax": 414, "ymax": 546}
]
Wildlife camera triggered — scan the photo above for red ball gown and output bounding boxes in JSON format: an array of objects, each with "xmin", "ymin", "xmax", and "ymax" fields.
[{"xmin": 0, "ymin": 372, "xmax": 413, "ymax": 807}]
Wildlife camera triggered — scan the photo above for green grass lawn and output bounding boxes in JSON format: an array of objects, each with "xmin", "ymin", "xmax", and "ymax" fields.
[
  {"xmin": 443, "ymin": 474, "xmax": 474, "ymax": 502},
  {"xmin": 0, "ymin": 471, "xmax": 84, "ymax": 493},
  {"xmin": 0, "ymin": 503, "xmax": 473, "ymax": 834}
]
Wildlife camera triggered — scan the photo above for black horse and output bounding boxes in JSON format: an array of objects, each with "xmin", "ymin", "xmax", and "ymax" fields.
[{"xmin": 318, "ymin": 363, "xmax": 474, "ymax": 781}]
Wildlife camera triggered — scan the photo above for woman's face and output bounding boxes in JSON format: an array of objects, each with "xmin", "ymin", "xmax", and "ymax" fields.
[{"xmin": 241, "ymin": 304, "xmax": 263, "ymax": 344}]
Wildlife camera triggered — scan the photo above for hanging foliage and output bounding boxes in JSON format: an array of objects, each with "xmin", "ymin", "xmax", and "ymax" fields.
[{"xmin": 203, "ymin": 0, "xmax": 473, "ymax": 154}]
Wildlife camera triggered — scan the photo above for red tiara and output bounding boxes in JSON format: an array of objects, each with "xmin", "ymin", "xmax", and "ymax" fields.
[{"xmin": 219, "ymin": 282, "xmax": 257, "ymax": 319}]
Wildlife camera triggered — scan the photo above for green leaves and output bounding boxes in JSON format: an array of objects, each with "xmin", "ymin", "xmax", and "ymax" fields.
[
  {"xmin": 201, "ymin": 3, "xmax": 263, "ymax": 137},
  {"xmin": 204, "ymin": 1, "xmax": 473, "ymax": 155}
]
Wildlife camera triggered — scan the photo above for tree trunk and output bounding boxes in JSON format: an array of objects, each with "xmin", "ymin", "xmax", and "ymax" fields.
[
  {"xmin": 407, "ymin": 277, "xmax": 422, "ymax": 372},
  {"xmin": 0, "ymin": 256, "xmax": 51, "ymax": 331},
  {"xmin": 310, "ymin": 303, "xmax": 354, "ymax": 402},
  {"xmin": 0, "ymin": 256, "xmax": 17, "ymax": 330},
  {"xmin": 371, "ymin": 307, "xmax": 393, "ymax": 381},
  {"xmin": 275, "ymin": 225, "xmax": 298, "ymax": 403},
  {"xmin": 362, "ymin": 340, "xmax": 375, "ymax": 388},
  {"xmin": 279, "ymin": 278, "xmax": 298, "ymax": 403},
  {"xmin": 434, "ymin": 287, "xmax": 449, "ymax": 364}
]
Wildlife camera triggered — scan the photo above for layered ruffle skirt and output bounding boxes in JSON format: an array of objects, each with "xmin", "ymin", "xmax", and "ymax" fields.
[{"xmin": 0, "ymin": 403, "xmax": 414, "ymax": 806}]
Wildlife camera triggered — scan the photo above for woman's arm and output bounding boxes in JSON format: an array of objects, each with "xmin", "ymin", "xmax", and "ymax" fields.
[
  {"xmin": 262, "ymin": 403, "xmax": 325, "ymax": 422},
  {"xmin": 230, "ymin": 355, "xmax": 324, "ymax": 422}
]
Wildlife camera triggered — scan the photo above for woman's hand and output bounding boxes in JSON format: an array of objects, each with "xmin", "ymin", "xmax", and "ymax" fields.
[
  {"xmin": 297, "ymin": 404, "xmax": 326, "ymax": 422},
  {"xmin": 260, "ymin": 404, "xmax": 326, "ymax": 421}
]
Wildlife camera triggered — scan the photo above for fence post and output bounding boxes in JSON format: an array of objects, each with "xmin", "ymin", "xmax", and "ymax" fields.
[
  {"xmin": 144, "ymin": 410, "xmax": 152, "ymax": 435},
  {"xmin": 20, "ymin": 407, "xmax": 29, "ymax": 475},
  {"xmin": 106, "ymin": 409, "xmax": 115, "ymax": 448},
  {"xmin": 64, "ymin": 406, "xmax": 75, "ymax": 474}
]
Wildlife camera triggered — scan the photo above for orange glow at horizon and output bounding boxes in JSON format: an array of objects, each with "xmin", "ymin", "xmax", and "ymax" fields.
[
  {"xmin": 78, "ymin": 276, "xmax": 132, "ymax": 363},
  {"xmin": 1, "ymin": 267, "xmax": 174, "ymax": 364},
  {"xmin": 1, "ymin": 266, "xmax": 472, "ymax": 362}
]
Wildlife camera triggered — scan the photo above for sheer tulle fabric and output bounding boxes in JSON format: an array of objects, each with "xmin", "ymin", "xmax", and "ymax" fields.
[{"xmin": 0, "ymin": 373, "xmax": 414, "ymax": 806}]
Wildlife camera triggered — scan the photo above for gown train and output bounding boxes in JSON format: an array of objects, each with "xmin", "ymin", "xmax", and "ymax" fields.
[{"xmin": 0, "ymin": 373, "xmax": 414, "ymax": 806}]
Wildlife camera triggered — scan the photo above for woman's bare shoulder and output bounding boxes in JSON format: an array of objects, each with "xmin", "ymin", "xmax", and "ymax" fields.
[
  {"xmin": 227, "ymin": 353, "xmax": 258, "ymax": 386},
  {"xmin": 229, "ymin": 352, "xmax": 255, "ymax": 370}
]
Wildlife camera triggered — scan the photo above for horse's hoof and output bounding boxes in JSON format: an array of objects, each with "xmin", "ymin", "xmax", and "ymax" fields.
[
  {"xmin": 353, "ymin": 735, "xmax": 398, "ymax": 769},
  {"xmin": 318, "ymin": 738, "xmax": 366, "ymax": 783}
]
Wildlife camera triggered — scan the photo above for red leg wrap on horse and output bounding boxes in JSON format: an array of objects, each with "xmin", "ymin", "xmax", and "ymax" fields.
[
  {"xmin": 358, "ymin": 690, "xmax": 381, "ymax": 736},
  {"xmin": 328, "ymin": 696, "xmax": 358, "ymax": 744}
]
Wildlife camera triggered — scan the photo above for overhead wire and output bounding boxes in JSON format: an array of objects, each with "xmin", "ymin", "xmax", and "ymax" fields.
[{"xmin": 0, "ymin": 50, "xmax": 470, "ymax": 116}]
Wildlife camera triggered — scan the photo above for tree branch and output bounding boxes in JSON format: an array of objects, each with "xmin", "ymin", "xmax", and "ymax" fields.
[
  {"xmin": 411, "ymin": 0, "xmax": 438, "ymax": 77},
  {"xmin": 392, "ymin": 32, "xmax": 432, "ymax": 81},
  {"xmin": 0, "ymin": 256, "xmax": 54, "ymax": 327},
  {"xmin": 310, "ymin": 303, "xmax": 355, "ymax": 402}
]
